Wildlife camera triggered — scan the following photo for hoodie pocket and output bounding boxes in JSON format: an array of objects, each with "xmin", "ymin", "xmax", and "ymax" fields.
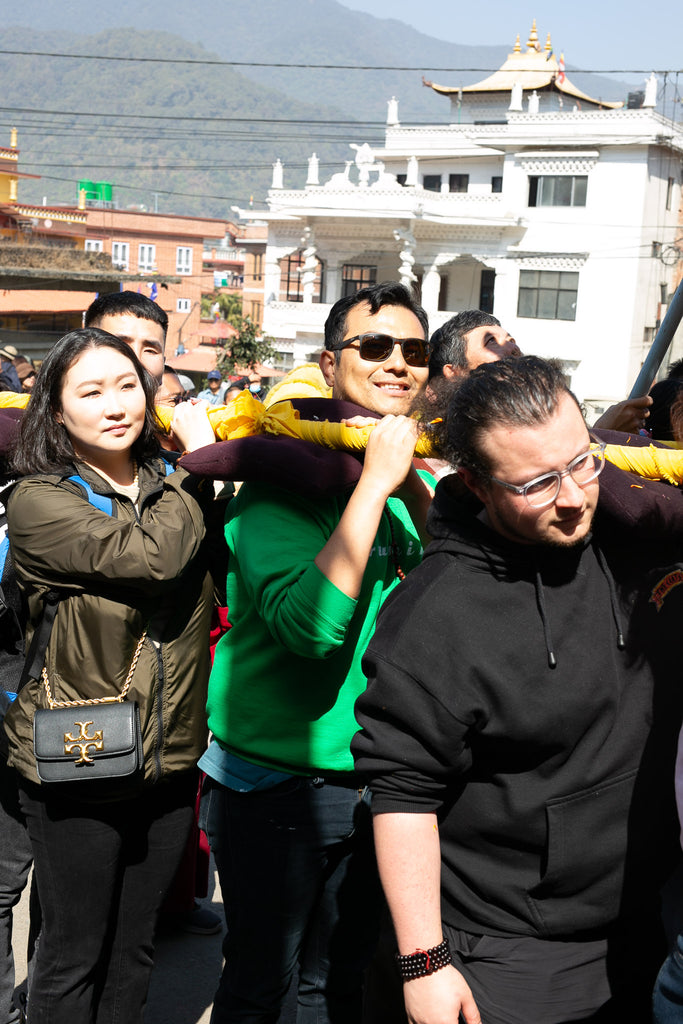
[{"xmin": 526, "ymin": 769, "xmax": 637, "ymax": 936}]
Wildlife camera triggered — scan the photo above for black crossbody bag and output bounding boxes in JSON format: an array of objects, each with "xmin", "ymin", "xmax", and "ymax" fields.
[{"xmin": 20, "ymin": 592, "xmax": 146, "ymax": 784}]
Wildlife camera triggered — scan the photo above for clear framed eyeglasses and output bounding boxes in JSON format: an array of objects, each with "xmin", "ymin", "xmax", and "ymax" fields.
[{"xmin": 489, "ymin": 441, "xmax": 607, "ymax": 508}]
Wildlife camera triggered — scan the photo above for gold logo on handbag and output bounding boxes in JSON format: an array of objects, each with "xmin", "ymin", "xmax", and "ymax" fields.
[{"xmin": 63, "ymin": 721, "xmax": 104, "ymax": 766}]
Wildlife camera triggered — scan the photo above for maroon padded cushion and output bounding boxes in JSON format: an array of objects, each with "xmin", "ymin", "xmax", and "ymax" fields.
[
  {"xmin": 180, "ymin": 398, "xmax": 376, "ymax": 496},
  {"xmin": 0, "ymin": 408, "xmax": 23, "ymax": 456}
]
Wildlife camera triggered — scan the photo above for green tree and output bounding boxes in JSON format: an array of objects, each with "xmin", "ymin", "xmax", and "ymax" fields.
[
  {"xmin": 216, "ymin": 314, "xmax": 276, "ymax": 375},
  {"xmin": 200, "ymin": 291, "xmax": 243, "ymax": 321}
]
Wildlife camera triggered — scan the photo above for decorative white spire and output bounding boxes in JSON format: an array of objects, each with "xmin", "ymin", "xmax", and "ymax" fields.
[
  {"xmin": 271, "ymin": 159, "xmax": 284, "ymax": 189},
  {"xmin": 509, "ymin": 81, "xmax": 523, "ymax": 111},
  {"xmin": 306, "ymin": 153, "xmax": 319, "ymax": 186},
  {"xmin": 643, "ymin": 73, "xmax": 658, "ymax": 108}
]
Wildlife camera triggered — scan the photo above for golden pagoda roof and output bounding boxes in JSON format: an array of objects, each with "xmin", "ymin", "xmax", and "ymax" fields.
[{"xmin": 425, "ymin": 21, "xmax": 623, "ymax": 110}]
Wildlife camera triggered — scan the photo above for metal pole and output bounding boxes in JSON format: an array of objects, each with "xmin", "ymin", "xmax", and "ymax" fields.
[{"xmin": 629, "ymin": 275, "xmax": 683, "ymax": 398}]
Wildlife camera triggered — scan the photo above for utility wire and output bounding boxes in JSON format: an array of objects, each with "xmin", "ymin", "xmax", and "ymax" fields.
[
  {"xmin": 0, "ymin": 48, "xmax": 679, "ymax": 74},
  {"xmin": 0, "ymin": 105, "xmax": 379, "ymax": 126}
]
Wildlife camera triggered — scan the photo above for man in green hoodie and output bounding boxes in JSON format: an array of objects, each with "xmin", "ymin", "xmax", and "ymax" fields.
[{"xmin": 200, "ymin": 282, "xmax": 433, "ymax": 1024}]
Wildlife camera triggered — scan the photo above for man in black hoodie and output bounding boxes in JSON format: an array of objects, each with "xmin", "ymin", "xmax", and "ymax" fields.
[{"xmin": 353, "ymin": 356, "xmax": 683, "ymax": 1024}]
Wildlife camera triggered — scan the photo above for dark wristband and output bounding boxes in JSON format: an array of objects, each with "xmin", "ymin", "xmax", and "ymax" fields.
[{"xmin": 395, "ymin": 938, "xmax": 452, "ymax": 981}]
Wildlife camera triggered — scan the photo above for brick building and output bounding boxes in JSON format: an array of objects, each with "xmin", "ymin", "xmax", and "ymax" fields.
[{"xmin": 0, "ymin": 130, "xmax": 232, "ymax": 360}]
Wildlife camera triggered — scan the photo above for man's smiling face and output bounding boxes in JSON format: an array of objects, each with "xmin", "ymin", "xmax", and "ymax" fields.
[{"xmin": 319, "ymin": 302, "xmax": 428, "ymax": 416}]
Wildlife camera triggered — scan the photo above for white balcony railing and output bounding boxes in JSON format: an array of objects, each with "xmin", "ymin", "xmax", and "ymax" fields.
[{"xmin": 263, "ymin": 301, "xmax": 333, "ymax": 341}]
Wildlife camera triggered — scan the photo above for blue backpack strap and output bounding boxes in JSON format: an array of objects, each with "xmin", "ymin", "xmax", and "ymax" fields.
[
  {"xmin": 0, "ymin": 535, "xmax": 9, "ymax": 579},
  {"xmin": 159, "ymin": 454, "xmax": 176, "ymax": 476},
  {"xmin": 66, "ymin": 475, "xmax": 114, "ymax": 516}
]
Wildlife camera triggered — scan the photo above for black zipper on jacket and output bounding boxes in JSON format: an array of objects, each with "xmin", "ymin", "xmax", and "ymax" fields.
[{"xmin": 149, "ymin": 639, "xmax": 165, "ymax": 783}]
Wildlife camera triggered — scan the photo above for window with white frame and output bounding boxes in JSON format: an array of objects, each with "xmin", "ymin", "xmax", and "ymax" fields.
[
  {"xmin": 138, "ymin": 244, "xmax": 156, "ymax": 272},
  {"xmin": 176, "ymin": 298, "xmax": 191, "ymax": 313},
  {"xmin": 666, "ymin": 177, "xmax": 675, "ymax": 211},
  {"xmin": 176, "ymin": 247, "xmax": 193, "ymax": 274},
  {"xmin": 112, "ymin": 242, "xmax": 129, "ymax": 270},
  {"xmin": 448, "ymin": 174, "xmax": 469, "ymax": 193},
  {"xmin": 517, "ymin": 270, "xmax": 579, "ymax": 321},
  {"xmin": 341, "ymin": 264, "xmax": 377, "ymax": 298},
  {"xmin": 273, "ymin": 350, "xmax": 295, "ymax": 371},
  {"xmin": 85, "ymin": 239, "xmax": 103, "ymax": 252},
  {"xmin": 423, "ymin": 174, "xmax": 441, "ymax": 193},
  {"xmin": 528, "ymin": 176, "xmax": 587, "ymax": 207}
]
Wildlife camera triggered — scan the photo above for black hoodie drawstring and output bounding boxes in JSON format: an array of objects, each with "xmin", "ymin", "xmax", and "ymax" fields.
[
  {"xmin": 594, "ymin": 546, "xmax": 626, "ymax": 651},
  {"xmin": 533, "ymin": 545, "xmax": 625, "ymax": 670},
  {"xmin": 533, "ymin": 567, "xmax": 557, "ymax": 670}
]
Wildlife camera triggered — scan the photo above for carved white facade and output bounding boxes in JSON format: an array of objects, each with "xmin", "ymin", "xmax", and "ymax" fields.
[{"xmin": 236, "ymin": 30, "xmax": 683, "ymax": 410}]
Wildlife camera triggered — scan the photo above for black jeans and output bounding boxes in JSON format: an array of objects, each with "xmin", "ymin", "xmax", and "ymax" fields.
[
  {"xmin": 19, "ymin": 772, "xmax": 196, "ymax": 1024},
  {"xmin": 201, "ymin": 775, "xmax": 382, "ymax": 1024}
]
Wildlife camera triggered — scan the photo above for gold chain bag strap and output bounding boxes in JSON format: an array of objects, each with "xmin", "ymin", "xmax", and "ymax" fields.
[{"xmin": 33, "ymin": 631, "xmax": 147, "ymax": 784}]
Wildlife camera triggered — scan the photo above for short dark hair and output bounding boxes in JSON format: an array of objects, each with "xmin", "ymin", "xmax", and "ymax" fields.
[
  {"xmin": 442, "ymin": 355, "xmax": 580, "ymax": 478},
  {"xmin": 648, "ymin": 378, "xmax": 683, "ymax": 440},
  {"xmin": 85, "ymin": 290, "xmax": 168, "ymax": 338},
  {"xmin": 324, "ymin": 282, "xmax": 428, "ymax": 360},
  {"xmin": 667, "ymin": 358, "xmax": 683, "ymax": 381},
  {"xmin": 11, "ymin": 328, "xmax": 160, "ymax": 476},
  {"xmin": 672, "ymin": 389, "xmax": 683, "ymax": 442},
  {"xmin": 428, "ymin": 310, "xmax": 500, "ymax": 380}
]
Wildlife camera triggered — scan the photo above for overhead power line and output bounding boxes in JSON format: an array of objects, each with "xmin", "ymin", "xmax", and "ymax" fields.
[
  {"xmin": 0, "ymin": 105, "xmax": 379, "ymax": 126},
  {"xmin": 24, "ymin": 171, "xmax": 256, "ymax": 205},
  {"xmin": 0, "ymin": 48, "xmax": 679, "ymax": 75}
]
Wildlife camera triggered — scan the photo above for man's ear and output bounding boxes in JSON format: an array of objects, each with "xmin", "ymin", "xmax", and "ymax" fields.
[
  {"xmin": 442, "ymin": 363, "xmax": 466, "ymax": 381},
  {"xmin": 319, "ymin": 349, "xmax": 336, "ymax": 388},
  {"xmin": 458, "ymin": 466, "xmax": 489, "ymax": 504}
]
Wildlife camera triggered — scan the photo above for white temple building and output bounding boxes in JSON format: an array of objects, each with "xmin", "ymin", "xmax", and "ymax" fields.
[{"xmin": 237, "ymin": 23, "xmax": 683, "ymax": 413}]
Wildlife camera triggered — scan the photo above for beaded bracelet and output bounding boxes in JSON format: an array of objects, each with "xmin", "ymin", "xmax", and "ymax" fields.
[{"xmin": 395, "ymin": 938, "xmax": 452, "ymax": 981}]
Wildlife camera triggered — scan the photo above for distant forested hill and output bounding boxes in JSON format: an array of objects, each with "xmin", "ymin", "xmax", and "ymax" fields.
[
  {"xmin": 6, "ymin": 0, "xmax": 632, "ymax": 120},
  {"xmin": 1, "ymin": 1, "xmax": 637, "ymax": 217},
  {"xmin": 0, "ymin": 26, "xmax": 360, "ymax": 216}
]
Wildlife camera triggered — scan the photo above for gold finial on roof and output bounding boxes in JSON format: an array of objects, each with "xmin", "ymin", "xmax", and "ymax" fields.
[
  {"xmin": 545, "ymin": 33, "xmax": 552, "ymax": 52},
  {"xmin": 10, "ymin": 127, "xmax": 17, "ymax": 148},
  {"xmin": 513, "ymin": 34, "xmax": 521, "ymax": 53},
  {"xmin": 527, "ymin": 19, "xmax": 539, "ymax": 52}
]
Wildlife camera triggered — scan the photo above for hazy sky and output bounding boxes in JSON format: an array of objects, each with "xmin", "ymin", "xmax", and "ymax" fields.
[{"xmin": 342, "ymin": 0, "xmax": 683, "ymax": 77}]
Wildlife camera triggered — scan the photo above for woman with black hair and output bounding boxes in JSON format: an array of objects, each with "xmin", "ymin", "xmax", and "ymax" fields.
[{"xmin": 3, "ymin": 327, "xmax": 215, "ymax": 1024}]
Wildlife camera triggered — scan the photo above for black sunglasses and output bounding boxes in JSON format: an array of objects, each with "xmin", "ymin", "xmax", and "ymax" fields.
[{"xmin": 337, "ymin": 333, "xmax": 430, "ymax": 367}]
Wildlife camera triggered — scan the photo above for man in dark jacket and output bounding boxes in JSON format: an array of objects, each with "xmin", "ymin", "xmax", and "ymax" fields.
[
  {"xmin": 353, "ymin": 356, "xmax": 683, "ymax": 1024},
  {"xmin": 0, "ymin": 346, "xmax": 22, "ymax": 394}
]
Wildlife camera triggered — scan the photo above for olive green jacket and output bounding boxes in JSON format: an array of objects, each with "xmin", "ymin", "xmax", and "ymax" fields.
[{"xmin": 4, "ymin": 458, "xmax": 214, "ymax": 787}]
